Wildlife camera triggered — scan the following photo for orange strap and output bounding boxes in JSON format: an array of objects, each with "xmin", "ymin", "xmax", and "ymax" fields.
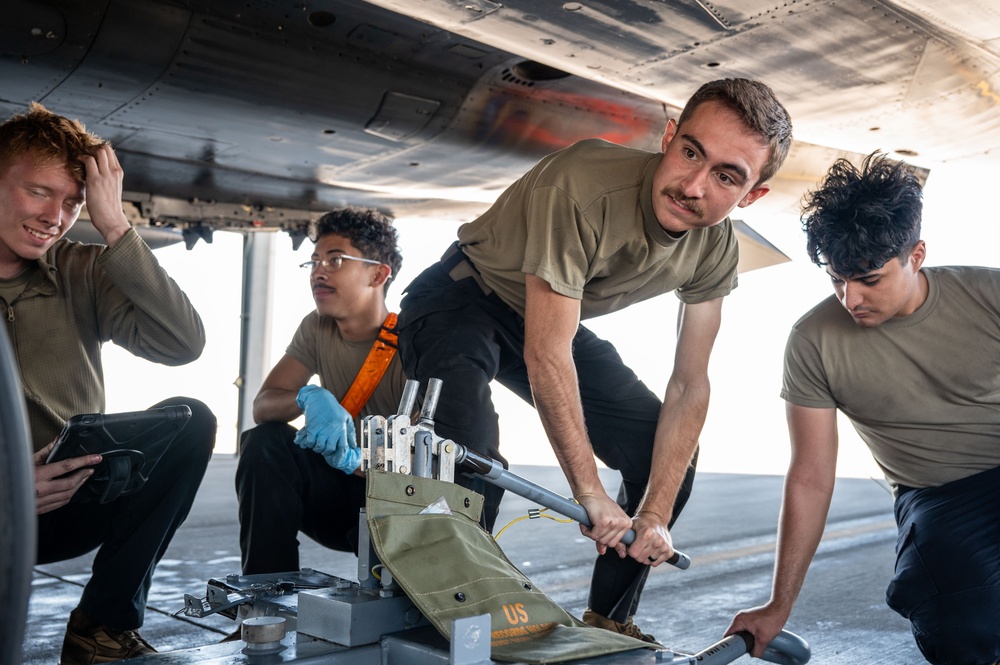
[{"xmin": 340, "ymin": 313, "xmax": 399, "ymax": 419}]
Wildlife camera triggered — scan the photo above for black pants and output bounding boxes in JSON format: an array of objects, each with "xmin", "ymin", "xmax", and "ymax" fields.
[
  {"xmin": 235, "ymin": 421, "xmax": 367, "ymax": 575},
  {"xmin": 36, "ymin": 397, "xmax": 216, "ymax": 631},
  {"xmin": 888, "ymin": 465, "xmax": 1000, "ymax": 665},
  {"xmin": 397, "ymin": 251, "xmax": 696, "ymax": 621}
]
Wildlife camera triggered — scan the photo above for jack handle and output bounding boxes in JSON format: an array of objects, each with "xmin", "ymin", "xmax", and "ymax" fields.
[{"xmin": 455, "ymin": 445, "xmax": 691, "ymax": 570}]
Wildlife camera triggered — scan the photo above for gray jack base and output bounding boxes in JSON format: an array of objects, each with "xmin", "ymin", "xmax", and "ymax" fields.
[
  {"xmin": 125, "ymin": 620, "xmax": 721, "ymax": 665},
  {"xmin": 167, "ymin": 568, "xmax": 807, "ymax": 665}
]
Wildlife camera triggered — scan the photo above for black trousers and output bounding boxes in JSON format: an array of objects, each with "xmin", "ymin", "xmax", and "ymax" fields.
[
  {"xmin": 888, "ymin": 465, "xmax": 1000, "ymax": 665},
  {"xmin": 235, "ymin": 421, "xmax": 367, "ymax": 575},
  {"xmin": 36, "ymin": 397, "xmax": 216, "ymax": 631},
  {"xmin": 397, "ymin": 251, "xmax": 696, "ymax": 621}
]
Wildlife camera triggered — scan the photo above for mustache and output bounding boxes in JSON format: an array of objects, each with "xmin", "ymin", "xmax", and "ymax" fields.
[{"xmin": 662, "ymin": 187, "xmax": 703, "ymax": 217}]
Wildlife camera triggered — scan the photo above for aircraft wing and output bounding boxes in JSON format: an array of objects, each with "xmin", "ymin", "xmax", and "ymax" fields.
[{"xmin": 2, "ymin": 0, "xmax": 994, "ymax": 268}]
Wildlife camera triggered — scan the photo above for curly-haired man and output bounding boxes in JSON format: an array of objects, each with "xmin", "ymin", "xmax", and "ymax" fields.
[
  {"xmin": 728, "ymin": 151, "xmax": 1000, "ymax": 665},
  {"xmin": 235, "ymin": 207, "xmax": 404, "ymax": 576}
]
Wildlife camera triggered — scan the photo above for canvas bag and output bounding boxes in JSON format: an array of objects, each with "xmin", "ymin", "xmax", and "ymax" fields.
[{"xmin": 365, "ymin": 470, "xmax": 654, "ymax": 663}]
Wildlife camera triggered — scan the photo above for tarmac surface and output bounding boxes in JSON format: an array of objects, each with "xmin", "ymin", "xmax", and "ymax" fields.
[{"xmin": 23, "ymin": 454, "xmax": 923, "ymax": 664}]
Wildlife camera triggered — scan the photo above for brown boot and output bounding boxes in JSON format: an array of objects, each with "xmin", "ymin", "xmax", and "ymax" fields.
[
  {"xmin": 581, "ymin": 608, "xmax": 659, "ymax": 644},
  {"xmin": 60, "ymin": 608, "xmax": 157, "ymax": 664}
]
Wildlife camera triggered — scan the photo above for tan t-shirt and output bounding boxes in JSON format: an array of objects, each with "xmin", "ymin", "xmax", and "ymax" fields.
[
  {"xmin": 286, "ymin": 311, "xmax": 407, "ymax": 427},
  {"xmin": 458, "ymin": 139, "xmax": 739, "ymax": 319},
  {"xmin": 782, "ymin": 266, "xmax": 1000, "ymax": 490}
]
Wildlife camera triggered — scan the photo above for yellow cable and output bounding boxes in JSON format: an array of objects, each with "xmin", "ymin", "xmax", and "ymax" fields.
[{"xmin": 494, "ymin": 507, "xmax": 574, "ymax": 540}]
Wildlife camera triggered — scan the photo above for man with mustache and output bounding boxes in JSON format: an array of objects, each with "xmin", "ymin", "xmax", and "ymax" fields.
[
  {"xmin": 397, "ymin": 78, "xmax": 792, "ymax": 640},
  {"xmin": 234, "ymin": 208, "xmax": 404, "ymax": 580}
]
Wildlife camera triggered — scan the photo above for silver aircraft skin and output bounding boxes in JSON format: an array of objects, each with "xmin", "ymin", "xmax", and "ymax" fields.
[{"xmin": 5, "ymin": 0, "xmax": 997, "ymax": 248}]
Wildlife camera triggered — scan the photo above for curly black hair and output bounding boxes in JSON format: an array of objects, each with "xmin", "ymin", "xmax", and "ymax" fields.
[
  {"xmin": 311, "ymin": 207, "xmax": 403, "ymax": 292},
  {"xmin": 801, "ymin": 151, "xmax": 923, "ymax": 276}
]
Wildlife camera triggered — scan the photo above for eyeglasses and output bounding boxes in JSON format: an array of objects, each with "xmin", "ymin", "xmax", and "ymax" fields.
[{"xmin": 299, "ymin": 255, "xmax": 383, "ymax": 273}]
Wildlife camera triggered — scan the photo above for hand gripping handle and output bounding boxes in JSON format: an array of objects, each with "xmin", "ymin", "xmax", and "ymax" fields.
[
  {"xmin": 456, "ymin": 445, "xmax": 690, "ymax": 569},
  {"xmin": 690, "ymin": 630, "xmax": 811, "ymax": 664}
]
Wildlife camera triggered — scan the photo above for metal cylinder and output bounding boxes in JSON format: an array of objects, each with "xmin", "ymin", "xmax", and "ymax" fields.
[
  {"xmin": 419, "ymin": 377, "xmax": 443, "ymax": 424},
  {"xmin": 397, "ymin": 379, "xmax": 419, "ymax": 417},
  {"xmin": 412, "ymin": 430, "xmax": 433, "ymax": 478},
  {"xmin": 240, "ymin": 616, "xmax": 286, "ymax": 655}
]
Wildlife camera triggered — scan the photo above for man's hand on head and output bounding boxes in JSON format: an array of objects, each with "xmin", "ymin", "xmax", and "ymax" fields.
[
  {"xmin": 80, "ymin": 144, "xmax": 131, "ymax": 247},
  {"xmin": 33, "ymin": 440, "xmax": 100, "ymax": 514}
]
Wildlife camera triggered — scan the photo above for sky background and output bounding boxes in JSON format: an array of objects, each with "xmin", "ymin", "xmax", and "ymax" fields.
[{"xmin": 102, "ymin": 160, "xmax": 998, "ymax": 480}]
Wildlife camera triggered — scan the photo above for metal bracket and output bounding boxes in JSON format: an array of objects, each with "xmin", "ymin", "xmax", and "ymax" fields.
[
  {"xmin": 362, "ymin": 415, "xmax": 387, "ymax": 471},
  {"xmin": 450, "ymin": 614, "xmax": 492, "ymax": 665},
  {"xmin": 388, "ymin": 414, "xmax": 413, "ymax": 474},
  {"xmin": 182, "ymin": 585, "xmax": 252, "ymax": 619}
]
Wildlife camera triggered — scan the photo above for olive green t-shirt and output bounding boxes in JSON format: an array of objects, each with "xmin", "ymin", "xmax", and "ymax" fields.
[
  {"xmin": 287, "ymin": 311, "xmax": 407, "ymax": 426},
  {"xmin": 0, "ymin": 265, "xmax": 35, "ymax": 305},
  {"xmin": 458, "ymin": 139, "xmax": 739, "ymax": 319},
  {"xmin": 782, "ymin": 266, "xmax": 1000, "ymax": 490}
]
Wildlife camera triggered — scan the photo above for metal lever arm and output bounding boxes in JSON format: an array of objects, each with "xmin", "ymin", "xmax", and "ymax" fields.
[
  {"xmin": 456, "ymin": 445, "xmax": 691, "ymax": 570},
  {"xmin": 662, "ymin": 630, "xmax": 810, "ymax": 665}
]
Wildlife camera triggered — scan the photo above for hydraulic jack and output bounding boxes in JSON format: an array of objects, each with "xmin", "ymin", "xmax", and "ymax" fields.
[{"xmin": 172, "ymin": 379, "xmax": 809, "ymax": 665}]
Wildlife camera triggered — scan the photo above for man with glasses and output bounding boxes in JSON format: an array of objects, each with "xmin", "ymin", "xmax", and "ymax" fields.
[{"xmin": 234, "ymin": 207, "xmax": 404, "ymax": 578}]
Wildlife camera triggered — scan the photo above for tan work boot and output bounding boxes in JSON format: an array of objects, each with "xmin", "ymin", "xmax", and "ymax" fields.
[
  {"xmin": 582, "ymin": 608, "xmax": 659, "ymax": 644},
  {"xmin": 60, "ymin": 608, "xmax": 157, "ymax": 664}
]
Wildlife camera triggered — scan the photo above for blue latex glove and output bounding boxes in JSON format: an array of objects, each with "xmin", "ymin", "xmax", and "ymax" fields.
[{"xmin": 294, "ymin": 385, "xmax": 360, "ymax": 473}]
